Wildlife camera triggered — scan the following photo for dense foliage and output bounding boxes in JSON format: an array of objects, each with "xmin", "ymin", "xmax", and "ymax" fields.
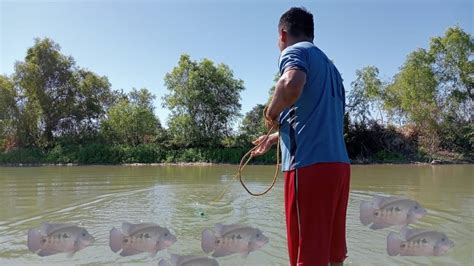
[{"xmin": 0, "ymin": 27, "xmax": 472, "ymax": 164}]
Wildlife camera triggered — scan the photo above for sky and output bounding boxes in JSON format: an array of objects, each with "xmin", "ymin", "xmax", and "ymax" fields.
[{"xmin": 1, "ymin": 0, "xmax": 472, "ymax": 126}]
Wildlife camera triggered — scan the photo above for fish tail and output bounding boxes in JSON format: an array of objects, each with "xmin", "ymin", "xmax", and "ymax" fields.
[
  {"xmin": 201, "ymin": 228, "xmax": 217, "ymax": 253},
  {"xmin": 27, "ymin": 229, "xmax": 42, "ymax": 252},
  {"xmin": 360, "ymin": 200, "xmax": 375, "ymax": 226},
  {"xmin": 109, "ymin": 227, "xmax": 123, "ymax": 252},
  {"xmin": 387, "ymin": 232, "xmax": 401, "ymax": 256},
  {"xmin": 170, "ymin": 254, "xmax": 180, "ymax": 265},
  {"xmin": 158, "ymin": 258, "xmax": 171, "ymax": 266}
]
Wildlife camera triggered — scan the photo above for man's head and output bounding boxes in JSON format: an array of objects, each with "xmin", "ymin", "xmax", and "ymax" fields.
[{"xmin": 278, "ymin": 7, "xmax": 314, "ymax": 51}]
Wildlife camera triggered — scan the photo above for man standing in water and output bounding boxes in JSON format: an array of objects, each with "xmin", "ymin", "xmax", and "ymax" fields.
[{"xmin": 252, "ymin": 7, "xmax": 351, "ymax": 266}]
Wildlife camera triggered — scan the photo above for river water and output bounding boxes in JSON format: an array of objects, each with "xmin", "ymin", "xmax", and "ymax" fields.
[{"xmin": 0, "ymin": 164, "xmax": 472, "ymax": 265}]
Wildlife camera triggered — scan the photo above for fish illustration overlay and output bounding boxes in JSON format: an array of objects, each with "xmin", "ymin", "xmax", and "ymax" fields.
[
  {"xmin": 27, "ymin": 222, "xmax": 95, "ymax": 257},
  {"xmin": 387, "ymin": 227, "xmax": 454, "ymax": 256},
  {"xmin": 360, "ymin": 195, "xmax": 427, "ymax": 230},
  {"xmin": 109, "ymin": 222, "xmax": 177, "ymax": 257},
  {"xmin": 201, "ymin": 223, "xmax": 269, "ymax": 258}
]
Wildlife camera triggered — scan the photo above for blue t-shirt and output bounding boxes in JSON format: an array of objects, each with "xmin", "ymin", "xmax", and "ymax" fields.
[{"xmin": 278, "ymin": 41, "xmax": 349, "ymax": 171}]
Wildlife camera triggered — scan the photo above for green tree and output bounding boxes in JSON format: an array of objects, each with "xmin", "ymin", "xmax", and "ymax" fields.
[
  {"xmin": 347, "ymin": 66, "xmax": 384, "ymax": 124},
  {"xmin": 0, "ymin": 74, "xmax": 42, "ymax": 148},
  {"xmin": 69, "ymin": 69, "xmax": 114, "ymax": 135},
  {"xmin": 163, "ymin": 54, "xmax": 244, "ymax": 147},
  {"xmin": 429, "ymin": 27, "xmax": 473, "ymax": 153},
  {"xmin": 383, "ymin": 27, "xmax": 473, "ymax": 155},
  {"xmin": 384, "ymin": 49, "xmax": 440, "ymax": 153},
  {"xmin": 238, "ymin": 73, "xmax": 280, "ymax": 144},
  {"xmin": 430, "ymin": 26, "xmax": 473, "ymax": 121},
  {"xmin": 239, "ymin": 104, "xmax": 266, "ymax": 142},
  {"xmin": 102, "ymin": 88, "xmax": 161, "ymax": 145},
  {"xmin": 13, "ymin": 38, "xmax": 113, "ymax": 146},
  {"xmin": 0, "ymin": 75, "xmax": 18, "ymax": 150}
]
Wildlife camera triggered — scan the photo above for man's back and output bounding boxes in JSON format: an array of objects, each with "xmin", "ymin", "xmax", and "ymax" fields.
[{"xmin": 278, "ymin": 41, "xmax": 349, "ymax": 171}]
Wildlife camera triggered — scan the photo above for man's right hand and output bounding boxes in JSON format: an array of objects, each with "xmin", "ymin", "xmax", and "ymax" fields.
[{"xmin": 251, "ymin": 133, "xmax": 278, "ymax": 157}]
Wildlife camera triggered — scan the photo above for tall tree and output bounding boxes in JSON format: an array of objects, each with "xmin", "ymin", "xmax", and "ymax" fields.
[
  {"xmin": 14, "ymin": 38, "xmax": 77, "ymax": 144},
  {"xmin": 347, "ymin": 66, "xmax": 384, "ymax": 124},
  {"xmin": 68, "ymin": 69, "xmax": 114, "ymax": 135},
  {"xmin": 240, "ymin": 104, "xmax": 266, "ymax": 142},
  {"xmin": 429, "ymin": 26, "xmax": 473, "ymax": 122},
  {"xmin": 163, "ymin": 54, "xmax": 244, "ymax": 147},
  {"xmin": 102, "ymin": 88, "xmax": 161, "ymax": 145},
  {"xmin": 0, "ymin": 75, "xmax": 18, "ymax": 150},
  {"xmin": 13, "ymin": 38, "xmax": 113, "ymax": 145}
]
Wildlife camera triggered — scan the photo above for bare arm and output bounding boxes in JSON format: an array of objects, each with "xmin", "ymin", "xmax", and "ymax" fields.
[{"xmin": 266, "ymin": 69, "xmax": 306, "ymax": 123}]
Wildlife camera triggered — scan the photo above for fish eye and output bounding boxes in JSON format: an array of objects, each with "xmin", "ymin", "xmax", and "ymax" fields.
[
  {"xmin": 164, "ymin": 233, "xmax": 168, "ymax": 237},
  {"xmin": 82, "ymin": 232, "xmax": 86, "ymax": 236},
  {"xmin": 414, "ymin": 206, "xmax": 418, "ymax": 209},
  {"xmin": 441, "ymin": 238, "xmax": 445, "ymax": 241}
]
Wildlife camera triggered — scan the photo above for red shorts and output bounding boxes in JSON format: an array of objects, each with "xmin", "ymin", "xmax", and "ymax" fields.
[{"xmin": 284, "ymin": 162, "xmax": 351, "ymax": 266}]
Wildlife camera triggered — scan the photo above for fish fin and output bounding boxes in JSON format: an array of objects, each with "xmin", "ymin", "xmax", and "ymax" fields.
[
  {"xmin": 158, "ymin": 259, "xmax": 172, "ymax": 266},
  {"xmin": 37, "ymin": 248, "xmax": 61, "ymax": 257},
  {"xmin": 149, "ymin": 249, "xmax": 159, "ymax": 257},
  {"xmin": 359, "ymin": 201, "xmax": 375, "ymax": 226},
  {"xmin": 170, "ymin": 253, "xmax": 180, "ymax": 264},
  {"xmin": 372, "ymin": 195, "xmax": 388, "ymax": 207},
  {"xmin": 400, "ymin": 226, "xmax": 413, "ymax": 240},
  {"xmin": 73, "ymin": 238, "xmax": 81, "ymax": 252},
  {"xmin": 214, "ymin": 223, "xmax": 247, "ymax": 237},
  {"xmin": 241, "ymin": 250, "xmax": 250, "ymax": 258},
  {"xmin": 109, "ymin": 227, "xmax": 123, "ymax": 253},
  {"xmin": 387, "ymin": 232, "xmax": 401, "ymax": 256},
  {"xmin": 370, "ymin": 222, "xmax": 391, "ymax": 230},
  {"xmin": 379, "ymin": 197, "xmax": 413, "ymax": 209},
  {"xmin": 27, "ymin": 229, "xmax": 43, "ymax": 252},
  {"xmin": 66, "ymin": 251, "xmax": 76, "ymax": 258},
  {"xmin": 214, "ymin": 223, "xmax": 224, "ymax": 237},
  {"xmin": 201, "ymin": 228, "xmax": 217, "ymax": 253},
  {"xmin": 212, "ymin": 247, "xmax": 234, "ymax": 257},
  {"xmin": 120, "ymin": 247, "xmax": 143, "ymax": 256},
  {"xmin": 40, "ymin": 222, "xmax": 52, "ymax": 234},
  {"xmin": 122, "ymin": 222, "xmax": 158, "ymax": 236},
  {"xmin": 401, "ymin": 227, "xmax": 433, "ymax": 241},
  {"xmin": 41, "ymin": 222, "xmax": 74, "ymax": 235}
]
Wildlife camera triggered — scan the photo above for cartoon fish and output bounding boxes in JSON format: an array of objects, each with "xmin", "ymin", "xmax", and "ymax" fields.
[
  {"xmin": 387, "ymin": 227, "xmax": 454, "ymax": 256},
  {"xmin": 360, "ymin": 195, "xmax": 427, "ymax": 229},
  {"xmin": 27, "ymin": 222, "xmax": 95, "ymax": 257},
  {"xmin": 109, "ymin": 222, "xmax": 177, "ymax": 257},
  {"xmin": 201, "ymin": 223, "xmax": 268, "ymax": 258}
]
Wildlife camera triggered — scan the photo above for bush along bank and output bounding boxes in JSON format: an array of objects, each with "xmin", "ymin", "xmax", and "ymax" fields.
[
  {"xmin": 1, "ymin": 142, "xmax": 470, "ymax": 166},
  {"xmin": 0, "ymin": 144, "xmax": 277, "ymax": 165}
]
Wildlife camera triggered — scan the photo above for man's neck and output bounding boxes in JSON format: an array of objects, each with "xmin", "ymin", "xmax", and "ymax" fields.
[{"xmin": 286, "ymin": 38, "xmax": 313, "ymax": 47}]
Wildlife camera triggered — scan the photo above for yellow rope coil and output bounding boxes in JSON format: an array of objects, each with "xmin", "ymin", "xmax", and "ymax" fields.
[{"xmin": 212, "ymin": 107, "xmax": 280, "ymax": 201}]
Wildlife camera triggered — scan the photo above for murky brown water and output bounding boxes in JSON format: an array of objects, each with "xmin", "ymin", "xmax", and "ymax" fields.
[{"xmin": 0, "ymin": 164, "xmax": 472, "ymax": 265}]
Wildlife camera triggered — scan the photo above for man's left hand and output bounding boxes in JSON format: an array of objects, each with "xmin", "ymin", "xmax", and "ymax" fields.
[{"xmin": 264, "ymin": 110, "xmax": 279, "ymax": 130}]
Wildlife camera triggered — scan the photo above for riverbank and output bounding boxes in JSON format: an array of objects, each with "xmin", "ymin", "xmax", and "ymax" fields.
[
  {"xmin": 0, "ymin": 144, "xmax": 276, "ymax": 166},
  {"xmin": 0, "ymin": 144, "xmax": 471, "ymax": 167},
  {"xmin": 1, "ymin": 156, "xmax": 471, "ymax": 167}
]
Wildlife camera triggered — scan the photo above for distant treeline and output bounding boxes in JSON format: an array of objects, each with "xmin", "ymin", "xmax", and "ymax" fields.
[{"xmin": 0, "ymin": 26, "xmax": 472, "ymax": 165}]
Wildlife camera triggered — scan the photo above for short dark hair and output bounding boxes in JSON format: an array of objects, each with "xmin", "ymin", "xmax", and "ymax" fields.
[{"xmin": 279, "ymin": 7, "xmax": 314, "ymax": 40}]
